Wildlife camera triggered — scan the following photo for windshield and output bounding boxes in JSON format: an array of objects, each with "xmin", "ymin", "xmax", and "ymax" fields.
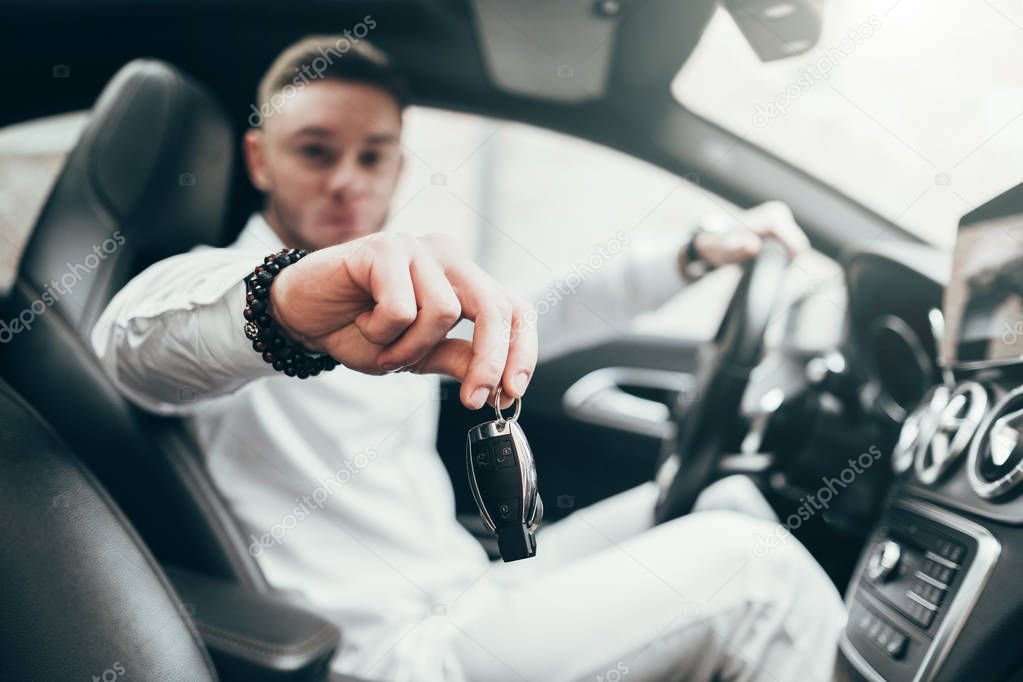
[{"xmin": 672, "ymin": 0, "xmax": 1023, "ymax": 249}]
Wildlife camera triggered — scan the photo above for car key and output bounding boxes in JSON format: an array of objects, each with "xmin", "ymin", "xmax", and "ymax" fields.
[{"xmin": 466, "ymin": 387, "xmax": 543, "ymax": 562}]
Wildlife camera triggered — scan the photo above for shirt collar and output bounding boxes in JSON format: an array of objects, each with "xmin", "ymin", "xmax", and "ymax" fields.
[{"xmin": 233, "ymin": 212, "xmax": 286, "ymax": 252}]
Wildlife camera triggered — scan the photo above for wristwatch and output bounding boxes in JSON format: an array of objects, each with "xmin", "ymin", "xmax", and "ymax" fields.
[{"xmin": 682, "ymin": 227, "xmax": 714, "ymax": 281}]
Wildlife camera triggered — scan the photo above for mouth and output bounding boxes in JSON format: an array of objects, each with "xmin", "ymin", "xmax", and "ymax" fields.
[{"xmin": 319, "ymin": 209, "xmax": 359, "ymax": 232}]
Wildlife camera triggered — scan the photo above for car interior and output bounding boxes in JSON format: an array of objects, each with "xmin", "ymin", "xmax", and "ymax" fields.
[{"xmin": 3, "ymin": 0, "xmax": 1023, "ymax": 680}]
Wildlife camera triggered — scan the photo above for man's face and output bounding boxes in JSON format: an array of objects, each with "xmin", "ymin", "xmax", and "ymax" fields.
[{"xmin": 244, "ymin": 79, "xmax": 404, "ymax": 250}]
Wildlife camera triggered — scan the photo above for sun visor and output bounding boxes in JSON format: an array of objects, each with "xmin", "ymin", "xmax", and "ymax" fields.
[{"xmin": 470, "ymin": 0, "xmax": 620, "ymax": 103}]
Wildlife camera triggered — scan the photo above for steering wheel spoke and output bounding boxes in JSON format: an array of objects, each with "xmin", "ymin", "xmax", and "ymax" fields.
[{"xmin": 655, "ymin": 240, "xmax": 791, "ymax": 522}]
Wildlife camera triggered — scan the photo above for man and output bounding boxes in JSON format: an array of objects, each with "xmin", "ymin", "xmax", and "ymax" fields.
[{"xmin": 92, "ymin": 36, "xmax": 845, "ymax": 681}]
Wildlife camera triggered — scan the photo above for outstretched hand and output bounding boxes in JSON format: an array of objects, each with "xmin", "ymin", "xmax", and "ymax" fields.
[{"xmin": 269, "ymin": 232, "xmax": 536, "ymax": 410}]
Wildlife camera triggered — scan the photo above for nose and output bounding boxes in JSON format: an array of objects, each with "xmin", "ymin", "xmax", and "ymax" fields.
[{"xmin": 326, "ymin": 153, "xmax": 365, "ymax": 198}]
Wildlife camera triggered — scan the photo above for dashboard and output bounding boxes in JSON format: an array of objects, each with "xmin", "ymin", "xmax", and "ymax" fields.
[
  {"xmin": 844, "ymin": 242, "xmax": 948, "ymax": 426},
  {"xmin": 835, "ymin": 182, "xmax": 1023, "ymax": 682}
]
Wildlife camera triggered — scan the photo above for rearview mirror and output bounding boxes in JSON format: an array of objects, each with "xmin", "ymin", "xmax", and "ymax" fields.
[{"xmin": 720, "ymin": 0, "xmax": 825, "ymax": 62}]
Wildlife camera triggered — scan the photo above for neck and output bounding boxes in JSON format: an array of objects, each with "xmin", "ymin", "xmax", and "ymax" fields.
[{"xmin": 261, "ymin": 205, "xmax": 302, "ymax": 250}]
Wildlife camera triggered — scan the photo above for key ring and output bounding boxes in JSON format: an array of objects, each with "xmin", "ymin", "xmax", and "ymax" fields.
[{"xmin": 493, "ymin": 385, "xmax": 522, "ymax": 424}]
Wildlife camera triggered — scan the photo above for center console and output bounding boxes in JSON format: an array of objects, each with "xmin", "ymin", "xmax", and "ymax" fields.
[
  {"xmin": 840, "ymin": 499, "xmax": 999, "ymax": 681},
  {"xmin": 838, "ymin": 182, "xmax": 1023, "ymax": 681}
]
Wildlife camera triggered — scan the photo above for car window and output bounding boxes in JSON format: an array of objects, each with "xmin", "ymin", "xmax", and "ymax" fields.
[
  {"xmin": 387, "ymin": 106, "xmax": 843, "ymax": 348},
  {"xmin": 672, "ymin": 0, "xmax": 1023, "ymax": 250}
]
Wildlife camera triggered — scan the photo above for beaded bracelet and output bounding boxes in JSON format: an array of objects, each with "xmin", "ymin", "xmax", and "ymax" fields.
[{"xmin": 242, "ymin": 248, "xmax": 339, "ymax": 379}]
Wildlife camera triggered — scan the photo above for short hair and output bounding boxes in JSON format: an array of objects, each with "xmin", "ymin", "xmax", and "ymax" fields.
[{"xmin": 255, "ymin": 35, "xmax": 409, "ymax": 125}]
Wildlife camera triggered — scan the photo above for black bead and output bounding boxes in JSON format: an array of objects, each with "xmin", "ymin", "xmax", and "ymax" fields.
[
  {"xmin": 272, "ymin": 359, "xmax": 286, "ymax": 371},
  {"xmin": 277, "ymin": 345, "xmax": 293, "ymax": 359},
  {"xmin": 297, "ymin": 369, "xmax": 309, "ymax": 379},
  {"xmin": 270, "ymin": 335, "xmax": 286, "ymax": 348},
  {"xmin": 258, "ymin": 326, "xmax": 276, "ymax": 341},
  {"xmin": 256, "ymin": 271, "xmax": 274, "ymax": 286},
  {"xmin": 252, "ymin": 340, "xmax": 268, "ymax": 352},
  {"xmin": 262, "ymin": 351, "xmax": 275, "ymax": 363},
  {"xmin": 275, "ymin": 254, "xmax": 291, "ymax": 268},
  {"xmin": 257, "ymin": 314, "xmax": 272, "ymax": 326},
  {"xmin": 251, "ymin": 285, "xmax": 268, "ymax": 300},
  {"xmin": 264, "ymin": 255, "xmax": 277, "ymax": 265},
  {"xmin": 283, "ymin": 366, "xmax": 297, "ymax": 377},
  {"xmin": 265, "ymin": 262, "xmax": 280, "ymax": 275},
  {"xmin": 243, "ymin": 306, "xmax": 255, "ymax": 321},
  {"xmin": 289, "ymin": 251, "xmax": 302, "ymax": 263},
  {"xmin": 249, "ymin": 300, "xmax": 267, "ymax": 315}
]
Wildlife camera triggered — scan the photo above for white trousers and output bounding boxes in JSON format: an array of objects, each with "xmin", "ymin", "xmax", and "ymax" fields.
[{"xmin": 450, "ymin": 476, "xmax": 847, "ymax": 682}]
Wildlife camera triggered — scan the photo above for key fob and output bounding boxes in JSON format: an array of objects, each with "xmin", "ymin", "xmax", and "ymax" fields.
[{"xmin": 466, "ymin": 391, "xmax": 543, "ymax": 562}]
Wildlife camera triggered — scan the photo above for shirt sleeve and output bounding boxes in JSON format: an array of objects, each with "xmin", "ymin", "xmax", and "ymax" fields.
[
  {"xmin": 529, "ymin": 231, "xmax": 689, "ymax": 362},
  {"xmin": 90, "ymin": 247, "xmax": 278, "ymax": 416}
]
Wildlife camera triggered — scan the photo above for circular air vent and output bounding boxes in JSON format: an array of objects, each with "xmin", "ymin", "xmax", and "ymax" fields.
[
  {"xmin": 968, "ymin": 386, "xmax": 1023, "ymax": 499},
  {"xmin": 915, "ymin": 382, "xmax": 988, "ymax": 484},
  {"xmin": 892, "ymin": 385, "xmax": 949, "ymax": 474}
]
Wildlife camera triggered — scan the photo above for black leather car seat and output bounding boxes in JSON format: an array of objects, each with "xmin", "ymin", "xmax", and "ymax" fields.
[
  {"xmin": 0, "ymin": 59, "xmax": 265, "ymax": 588},
  {"xmin": 0, "ymin": 378, "xmax": 218, "ymax": 681}
]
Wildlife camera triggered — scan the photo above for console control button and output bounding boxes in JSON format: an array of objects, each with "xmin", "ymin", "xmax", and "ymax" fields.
[
  {"xmin": 857, "ymin": 606, "xmax": 908, "ymax": 660},
  {"xmin": 867, "ymin": 540, "xmax": 902, "ymax": 582}
]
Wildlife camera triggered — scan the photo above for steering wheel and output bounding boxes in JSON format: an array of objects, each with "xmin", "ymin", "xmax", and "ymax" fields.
[{"xmin": 654, "ymin": 239, "xmax": 792, "ymax": 523}]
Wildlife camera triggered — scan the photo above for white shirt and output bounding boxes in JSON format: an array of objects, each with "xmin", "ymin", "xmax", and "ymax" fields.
[{"xmin": 91, "ymin": 214, "xmax": 688, "ymax": 680}]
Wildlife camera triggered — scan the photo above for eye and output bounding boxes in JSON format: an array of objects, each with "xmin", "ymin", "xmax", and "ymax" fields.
[
  {"xmin": 300, "ymin": 145, "xmax": 331, "ymax": 163},
  {"xmin": 359, "ymin": 150, "xmax": 381, "ymax": 167}
]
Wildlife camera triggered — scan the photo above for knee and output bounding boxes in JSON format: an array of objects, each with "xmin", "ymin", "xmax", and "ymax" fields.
[{"xmin": 691, "ymin": 510, "xmax": 840, "ymax": 605}]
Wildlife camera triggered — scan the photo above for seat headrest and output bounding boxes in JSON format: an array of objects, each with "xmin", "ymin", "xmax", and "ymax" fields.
[{"xmin": 19, "ymin": 59, "xmax": 234, "ymax": 332}]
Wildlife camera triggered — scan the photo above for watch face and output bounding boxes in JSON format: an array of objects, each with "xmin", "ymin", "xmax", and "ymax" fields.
[
  {"xmin": 683, "ymin": 234, "xmax": 707, "ymax": 280},
  {"xmin": 685, "ymin": 258, "xmax": 709, "ymax": 280}
]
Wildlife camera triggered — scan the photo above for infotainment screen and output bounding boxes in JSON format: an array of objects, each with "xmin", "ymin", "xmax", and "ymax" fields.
[{"xmin": 941, "ymin": 188, "xmax": 1023, "ymax": 367}]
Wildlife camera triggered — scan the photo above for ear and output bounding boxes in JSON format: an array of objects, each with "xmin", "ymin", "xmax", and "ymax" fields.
[{"xmin": 243, "ymin": 128, "xmax": 272, "ymax": 192}]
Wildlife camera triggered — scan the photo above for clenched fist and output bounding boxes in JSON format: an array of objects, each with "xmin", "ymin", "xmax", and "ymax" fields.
[{"xmin": 268, "ymin": 232, "xmax": 536, "ymax": 410}]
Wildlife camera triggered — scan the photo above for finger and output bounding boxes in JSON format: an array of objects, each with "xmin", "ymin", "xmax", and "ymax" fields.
[
  {"xmin": 712, "ymin": 227, "xmax": 760, "ymax": 265},
  {"xmin": 413, "ymin": 338, "xmax": 522, "ymax": 411},
  {"xmin": 352, "ymin": 247, "xmax": 418, "ymax": 346},
  {"xmin": 766, "ymin": 225, "xmax": 810, "ymax": 257},
  {"xmin": 747, "ymin": 201, "xmax": 810, "ymax": 257},
  {"xmin": 376, "ymin": 251, "xmax": 462, "ymax": 371},
  {"xmin": 445, "ymin": 264, "xmax": 513, "ymax": 410},
  {"xmin": 500, "ymin": 301, "xmax": 537, "ymax": 402},
  {"xmin": 410, "ymin": 337, "xmax": 472, "ymax": 385}
]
